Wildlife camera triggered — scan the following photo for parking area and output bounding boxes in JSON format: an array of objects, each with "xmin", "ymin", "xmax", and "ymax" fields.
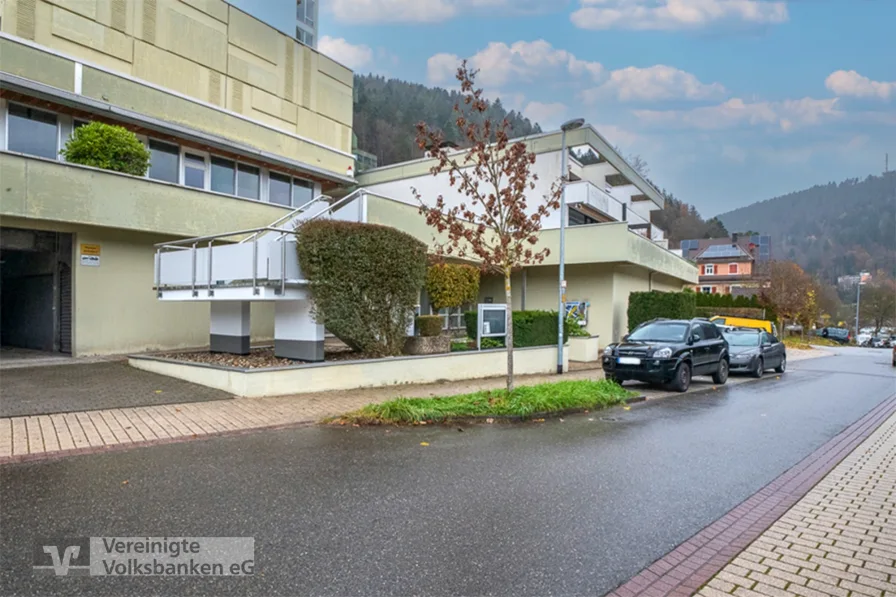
[{"xmin": 0, "ymin": 361, "xmax": 232, "ymax": 418}]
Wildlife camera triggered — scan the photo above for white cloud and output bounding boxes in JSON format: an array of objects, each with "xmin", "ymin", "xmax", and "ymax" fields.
[
  {"xmin": 571, "ymin": 0, "xmax": 788, "ymax": 31},
  {"xmin": 330, "ymin": 0, "xmax": 555, "ymax": 24},
  {"xmin": 825, "ymin": 70, "xmax": 895, "ymax": 101},
  {"xmin": 522, "ymin": 101, "xmax": 568, "ymax": 129},
  {"xmin": 318, "ymin": 36, "xmax": 374, "ymax": 71},
  {"xmin": 581, "ymin": 65, "xmax": 726, "ymax": 103},
  {"xmin": 594, "ymin": 123, "xmax": 640, "ymax": 148},
  {"xmin": 427, "ymin": 40, "xmax": 603, "ymax": 88},
  {"xmin": 633, "ymin": 97, "xmax": 842, "ymax": 131}
]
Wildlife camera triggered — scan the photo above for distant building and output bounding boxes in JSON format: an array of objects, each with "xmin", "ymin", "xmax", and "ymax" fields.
[
  {"xmin": 682, "ymin": 234, "xmax": 772, "ymax": 295},
  {"xmin": 228, "ymin": 0, "xmax": 319, "ymax": 48},
  {"xmin": 352, "ymin": 133, "xmax": 378, "ymax": 173}
]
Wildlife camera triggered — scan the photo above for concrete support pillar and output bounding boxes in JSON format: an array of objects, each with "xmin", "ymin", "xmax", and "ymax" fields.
[
  {"xmin": 210, "ymin": 301, "xmax": 251, "ymax": 354},
  {"xmin": 274, "ymin": 300, "xmax": 324, "ymax": 361}
]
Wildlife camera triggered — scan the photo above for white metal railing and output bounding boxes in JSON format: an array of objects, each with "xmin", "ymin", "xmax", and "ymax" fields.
[
  {"xmin": 565, "ymin": 180, "xmax": 625, "ymax": 221},
  {"xmin": 155, "ymin": 189, "xmax": 369, "ymax": 298}
]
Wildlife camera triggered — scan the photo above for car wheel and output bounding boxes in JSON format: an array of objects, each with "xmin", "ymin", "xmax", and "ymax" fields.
[
  {"xmin": 751, "ymin": 357, "xmax": 764, "ymax": 379},
  {"xmin": 712, "ymin": 358, "xmax": 729, "ymax": 385},
  {"xmin": 667, "ymin": 362, "xmax": 691, "ymax": 393},
  {"xmin": 775, "ymin": 356, "xmax": 786, "ymax": 373}
]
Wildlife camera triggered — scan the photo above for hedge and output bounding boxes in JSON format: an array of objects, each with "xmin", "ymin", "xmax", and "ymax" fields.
[
  {"xmin": 463, "ymin": 310, "xmax": 573, "ymax": 347},
  {"xmin": 627, "ymin": 291, "xmax": 697, "ymax": 331},
  {"xmin": 415, "ymin": 315, "xmax": 443, "ymax": 337},
  {"xmin": 296, "ymin": 220, "xmax": 427, "ymax": 357},
  {"xmin": 60, "ymin": 121, "xmax": 151, "ymax": 176},
  {"xmin": 695, "ymin": 307, "xmax": 766, "ymax": 319},
  {"xmin": 694, "ymin": 291, "xmax": 777, "ymax": 322}
]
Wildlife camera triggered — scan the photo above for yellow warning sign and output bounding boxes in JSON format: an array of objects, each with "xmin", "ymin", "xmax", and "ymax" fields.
[{"xmin": 80, "ymin": 243, "xmax": 101, "ymax": 256}]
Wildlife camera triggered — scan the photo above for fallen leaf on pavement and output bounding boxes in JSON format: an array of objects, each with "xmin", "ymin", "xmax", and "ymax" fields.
[
  {"xmin": 121, "ymin": 480, "xmax": 129, "ymax": 485},
  {"xmin": 486, "ymin": 418, "xmax": 495, "ymax": 424},
  {"xmin": 420, "ymin": 442, "xmax": 429, "ymax": 446},
  {"xmin": 622, "ymin": 406, "xmax": 631, "ymax": 411},
  {"xmin": 154, "ymin": 390, "xmax": 163, "ymax": 394}
]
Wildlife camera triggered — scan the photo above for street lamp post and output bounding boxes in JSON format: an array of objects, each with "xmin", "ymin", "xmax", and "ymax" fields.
[
  {"xmin": 557, "ymin": 118, "xmax": 585, "ymax": 374},
  {"xmin": 855, "ymin": 272, "xmax": 869, "ymax": 342}
]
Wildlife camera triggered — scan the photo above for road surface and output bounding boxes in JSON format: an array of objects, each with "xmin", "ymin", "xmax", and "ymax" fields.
[{"xmin": 1, "ymin": 348, "xmax": 894, "ymax": 596}]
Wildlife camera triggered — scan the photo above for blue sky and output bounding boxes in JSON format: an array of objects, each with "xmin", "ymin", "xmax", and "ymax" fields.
[{"xmin": 236, "ymin": 0, "xmax": 896, "ymax": 216}]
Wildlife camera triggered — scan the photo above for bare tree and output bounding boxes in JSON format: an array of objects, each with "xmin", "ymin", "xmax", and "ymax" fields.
[
  {"xmin": 761, "ymin": 261, "xmax": 816, "ymax": 332},
  {"xmin": 413, "ymin": 62, "xmax": 561, "ymax": 392}
]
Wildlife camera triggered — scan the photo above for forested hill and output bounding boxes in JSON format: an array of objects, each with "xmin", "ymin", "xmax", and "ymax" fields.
[
  {"xmin": 718, "ymin": 172, "xmax": 896, "ymax": 281},
  {"xmin": 352, "ymin": 74, "xmax": 542, "ymax": 167}
]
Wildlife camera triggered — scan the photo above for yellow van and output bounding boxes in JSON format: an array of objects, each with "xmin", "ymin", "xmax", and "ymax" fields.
[{"xmin": 710, "ymin": 316, "xmax": 778, "ymax": 336}]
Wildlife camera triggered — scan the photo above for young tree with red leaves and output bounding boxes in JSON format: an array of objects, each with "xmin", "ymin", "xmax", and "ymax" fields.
[{"xmin": 413, "ymin": 62, "xmax": 562, "ymax": 392}]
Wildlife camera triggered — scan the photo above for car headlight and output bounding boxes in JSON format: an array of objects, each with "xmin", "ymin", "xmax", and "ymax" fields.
[
  {"xmin": 653, "ymin": 347, "xmax": 672, "ymax": 358},
  {"xmin": 604, "ymin": 346, "xmax": 614, "ymax": 356}
]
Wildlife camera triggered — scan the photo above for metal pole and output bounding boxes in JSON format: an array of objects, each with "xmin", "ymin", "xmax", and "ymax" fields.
[
  {"xmin": 207, "ymin": 240, "xmax": 214, "ymax": 296},
  {"xmin": 252, "ymin": 236, "xmax": 259, "ymax": 295},
  {"xmin": 190, "ymin": 242, "xmax": 197, "ymax": 297},
  {"xmin": 557, "ymin": 129, "xmax": 568, "ymax": 375},
  {"xmin": 855, "ymin": 281, "xmax": 861, "ymax": 343}
]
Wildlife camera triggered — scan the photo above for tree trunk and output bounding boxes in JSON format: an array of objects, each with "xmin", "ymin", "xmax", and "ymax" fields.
[{"xmin": 504, "ymin": 267, "xmax": 514, "ymax": 394}]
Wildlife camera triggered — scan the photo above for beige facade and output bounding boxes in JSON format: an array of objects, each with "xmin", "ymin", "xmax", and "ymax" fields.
[
  {"xmin": 365, "ymin": 192, "xmax": 697, "ymax": 346},
  {"xmin": 0, "ymin": 0, "xmax": 353, "ymax": 167},
  {"xmin": 0, "ymin": 0, "xmax": 353, "ymax": 356}
]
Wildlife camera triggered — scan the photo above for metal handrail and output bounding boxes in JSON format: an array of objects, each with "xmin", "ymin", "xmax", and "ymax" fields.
[
  {"xmin": 152, "ymin": 227, "xmax": 297, "ymax": 249},
  {"xmin": 273, "ymin": 188, "xmax": 367, "ymax": 241},
  {"xmin": 238, "ymin": 194, "xmax": 332, "ymax": 244}
]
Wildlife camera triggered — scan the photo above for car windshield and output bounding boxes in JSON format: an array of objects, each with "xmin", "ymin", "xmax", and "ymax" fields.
[
  {"xmin": 628, "ymin": 322, "xmax": 688, "ymax": 342},
  {"xmin": 723, "ymin": 332, "xmax": 760, "ymax": 347}
]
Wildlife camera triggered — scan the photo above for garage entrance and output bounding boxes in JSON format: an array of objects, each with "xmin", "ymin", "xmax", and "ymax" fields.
[{"xmin": 0, "ymin": 227, "xmax": 73, "ymax": 354}]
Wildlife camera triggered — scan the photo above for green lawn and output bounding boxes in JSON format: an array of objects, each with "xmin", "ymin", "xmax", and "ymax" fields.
[{"xmin": 335, "ymin": 379, "xmax": 636, "ymax": 425}]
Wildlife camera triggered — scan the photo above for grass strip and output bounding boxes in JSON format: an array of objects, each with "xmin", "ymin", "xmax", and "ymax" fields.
[{"xmin": 337, "ymin": 379, "xmax": 636, "ymax": 425}]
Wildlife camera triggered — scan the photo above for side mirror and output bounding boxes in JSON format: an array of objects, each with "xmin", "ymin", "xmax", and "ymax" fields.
[{"xmin": 688, "ymin": 334, "xmax": 698, "ymax": 345}]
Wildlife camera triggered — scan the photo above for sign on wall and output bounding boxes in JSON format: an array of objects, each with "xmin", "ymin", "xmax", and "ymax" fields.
[{"xmin": 80, "ymin": 243, "xmax": 100, "ymax": 267}]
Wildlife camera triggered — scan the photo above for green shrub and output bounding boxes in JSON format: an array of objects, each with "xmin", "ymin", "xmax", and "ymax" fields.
[
  {"xmin": 463, "ymin": 310, "xmax": 572, "ymax": 347},
  {"xmin": 480, "ymin": 337, "xmax": 505, "ymax": 349},
  {"xmin": 627, "ymin": 290, "xmax": 697, "ymax": 331},
  {"xmin": 59, "ymin": 121, "xmax": 151, "ymax": 176},
  {"xmin": 296, "ymin": 220, "xmax": 427, "ymax": 357},
  {"xmin": 425, "ymin": 263, "xmax": 480, "ymax": 310},
  {"xmin": 567, "ymin": 317, "xmax": 591, "ymax": 337},
  {"xmin": 416, "ymin": 315, "xmax": 443, "ymax": 337}
]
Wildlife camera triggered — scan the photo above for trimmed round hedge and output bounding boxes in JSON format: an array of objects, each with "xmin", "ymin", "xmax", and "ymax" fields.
[
  {"xmin": 296, "ymin": 220, "xmax": 427, "ymax": 357},
  {"xmin": 60, "ymin": 121, "xmax": 151, "ymax": 176}
]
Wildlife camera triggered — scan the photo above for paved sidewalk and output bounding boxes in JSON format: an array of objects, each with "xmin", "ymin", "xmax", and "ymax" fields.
[
  {"xmin": 696, "ymin": 408, "xmax": 896, "ymax": 597},
  {"xmin": 0, "ymin": 347, "xmax": 824, "ymax": 463}
]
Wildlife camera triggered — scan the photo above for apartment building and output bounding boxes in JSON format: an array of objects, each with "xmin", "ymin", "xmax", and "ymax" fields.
[
  {"xmin": 0, "ymin": 0, "xmax": 353, "ymax": 356},
  {"xmin": 357, "ymin": 126, "xmax": 699, "ymax": 344}
]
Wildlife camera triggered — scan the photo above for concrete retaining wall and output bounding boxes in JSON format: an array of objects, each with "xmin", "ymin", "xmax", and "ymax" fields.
[{"xmin": 129, "ymin": 345, "xmax": 569, "ymax": 398}]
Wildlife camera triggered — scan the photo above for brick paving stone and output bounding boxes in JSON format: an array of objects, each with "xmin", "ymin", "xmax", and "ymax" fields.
[{"xmin": 696, "ymin": 411, "xmax": 896, "ymax": 597}]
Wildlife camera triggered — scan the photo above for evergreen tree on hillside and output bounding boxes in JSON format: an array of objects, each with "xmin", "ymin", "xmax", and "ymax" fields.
[{"xmin": 353, "ymin": 74, "xmax": 542, "ymax": 167}]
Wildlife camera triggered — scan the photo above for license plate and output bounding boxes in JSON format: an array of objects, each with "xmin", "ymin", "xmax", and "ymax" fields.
[{"xmin": 618, "ymin": 356, "xmax": 641, "ymax": 365}]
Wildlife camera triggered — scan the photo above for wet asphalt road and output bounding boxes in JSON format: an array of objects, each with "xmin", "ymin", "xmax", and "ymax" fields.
[{"xmin": 2, "ymin": 349, "xmax": 895, "ymax": 597}]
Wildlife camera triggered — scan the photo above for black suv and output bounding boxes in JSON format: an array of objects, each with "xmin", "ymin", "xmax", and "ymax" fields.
[{"xmin": 602, "ymin": 318, "xmax": 729, "ymax": 392}]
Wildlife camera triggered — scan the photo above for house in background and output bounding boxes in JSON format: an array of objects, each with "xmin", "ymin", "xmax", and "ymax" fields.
[{"xmin": 680, "ymin": 234, "xmax": 772, "ymax": 296}]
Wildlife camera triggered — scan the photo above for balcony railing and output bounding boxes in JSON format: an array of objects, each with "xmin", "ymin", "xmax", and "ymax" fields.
[{"xmin": 564, "ymin": 180, "xmax": 666, "ymax": 243}]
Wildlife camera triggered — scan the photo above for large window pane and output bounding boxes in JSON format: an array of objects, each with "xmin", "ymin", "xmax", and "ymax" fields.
[
  {"xmin": 184, "ymin": 153, "xmax": 206, "ymax": 189},
  {"xmin": 269, "ymin": 172, "xmax": 292, "ymax": 206},
  {"xmin": 7, "ymin": 104, "xmax": 58, "ymax": 159},
  {"xmin": 210, "ymin": 157, "xmax": 235, "ymax": 195},
  {"xmin": 292, "ymin": 178, "xmax": 314, "ymax": 207},
  {"xmin": 237, "ymin": 164, "xmax": 260, "ymax": 199},
  {"xmin": 148, "ymin": 140, "xmax": 179, "ymax": 183}
]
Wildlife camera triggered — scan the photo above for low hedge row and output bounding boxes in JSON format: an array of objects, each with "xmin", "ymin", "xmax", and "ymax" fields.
[{"xmin": 463, "ymin": 310, "xmax": 573, "ymax": 347}]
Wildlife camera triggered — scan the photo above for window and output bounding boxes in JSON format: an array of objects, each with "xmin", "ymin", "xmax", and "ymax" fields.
[
  {"xmin": 7, "ymin": 104, "xmax": 58, "ymax": 159},
  {"xmin": 701, "ymin": 323, "xmax": 719, "ymax": 339},
  {"xmin": 704, "ymin": 264, "xmax": 715, "ymax": 275},
  {"xmin": 292, "ymin": 178, "xmax": 314, "ymax": 207},
  {"xmin": 183, "ymin": 152, "xmax": 208, "ymax": 189},
  {"xmin": 701, "ymin": 286, "xmax": 712, "ymax": 294},
  {"xmin": 73, "ymin": 119, "xmax": 89, "ymax": 132},
  {"xmin": 269, "ymin": 172, "xmax": 292, "ymax": 207},
  {"xmin": 237, "ymin": 164, "xmax": 260, "ymax": 199},
  {"xmin": 729, "ymin": 263, "xmax": 738, "ymax": 274},
  {"xmin": 297, "ymin": 0, "xmax": 315, "ymax": 25},
  {"xmin": 690, "ymin": 325, "xmax": 706, "ymax": 341},
  {"xmin": 210, "ymin": 157, "xmax": 236, "ymax": 195},
  {"xmin": 148, "ymin": 140, "xmax": 179, "ymax": 183}
]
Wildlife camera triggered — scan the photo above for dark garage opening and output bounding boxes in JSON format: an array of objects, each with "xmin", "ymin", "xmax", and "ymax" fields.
[{"xmin": 0, "ymin": 228, "xmax": 73, "ymax": 354}]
